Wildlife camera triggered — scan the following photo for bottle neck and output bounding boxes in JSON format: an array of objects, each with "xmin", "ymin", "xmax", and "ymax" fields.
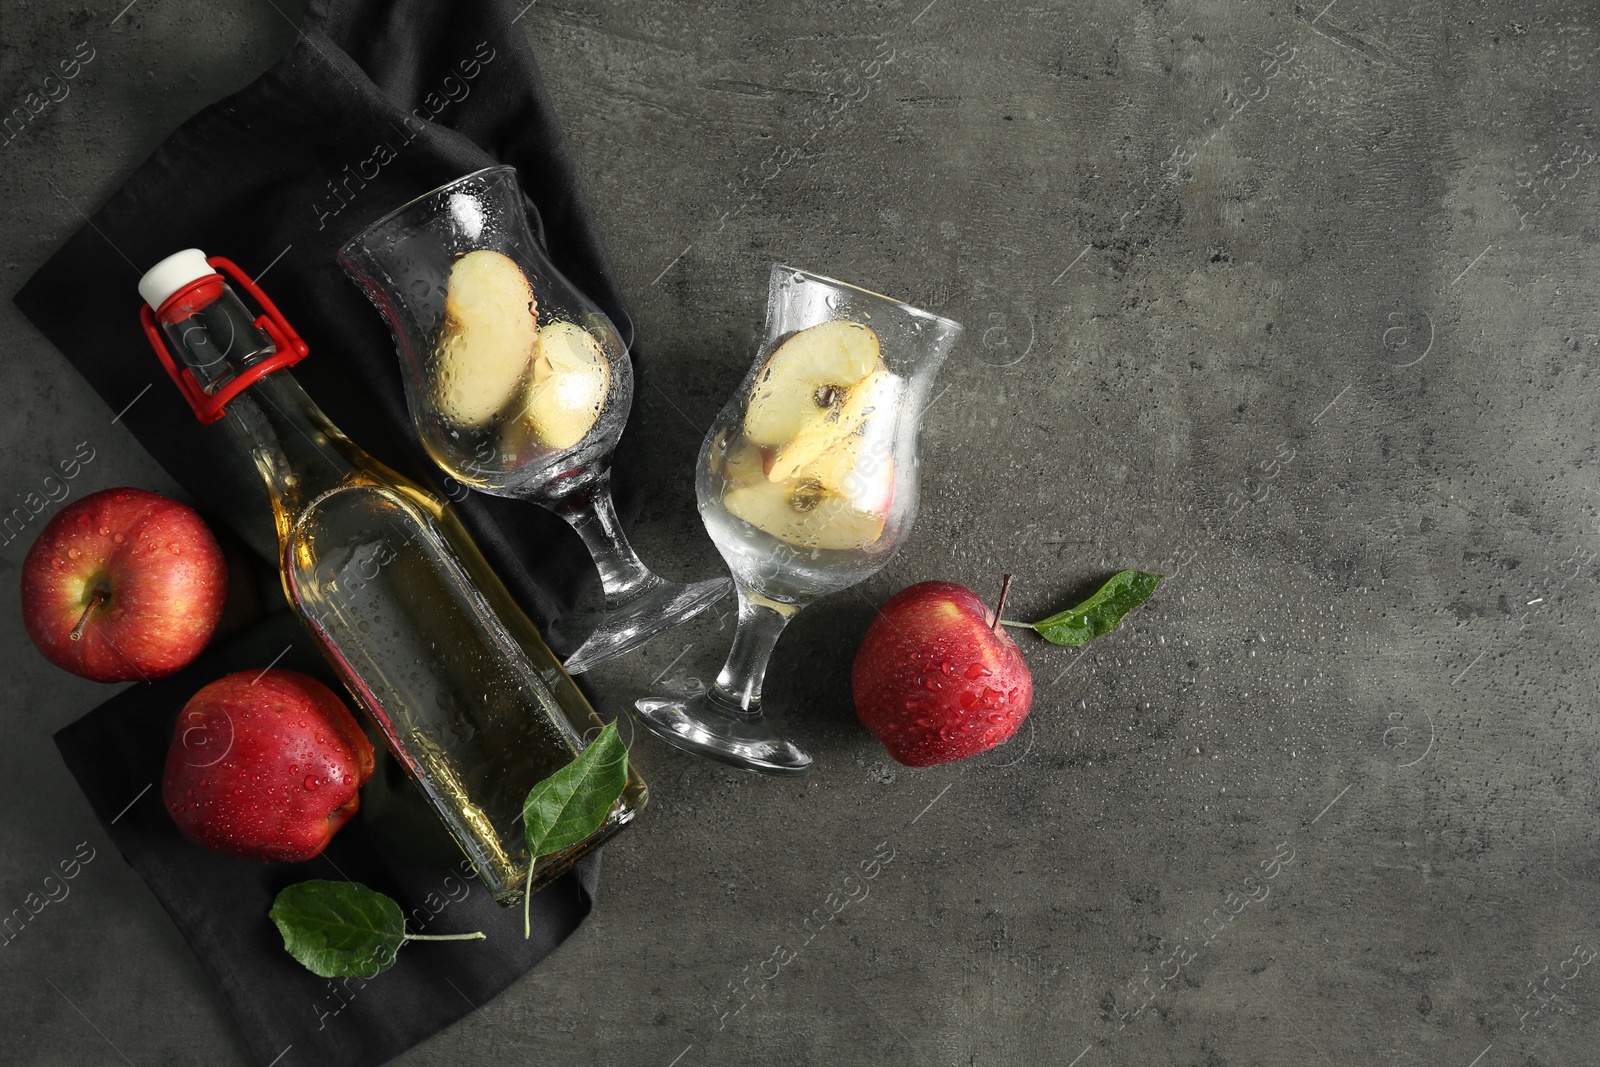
[
  {"xmin": 222, "ymin": 370, "xmax": 363, "ymax": 541},
  {"xmin": 160, "ymin": 279, "xmax": 278, "ymax": 395}
]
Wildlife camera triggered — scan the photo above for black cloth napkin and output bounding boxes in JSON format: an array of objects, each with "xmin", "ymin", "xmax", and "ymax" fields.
[{"xmin": 15, "ymin": 1, "xmax": 645, "ymax": 1065}]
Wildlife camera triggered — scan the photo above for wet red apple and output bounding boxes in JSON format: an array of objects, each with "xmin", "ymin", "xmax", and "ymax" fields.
[
  {"xmin": 852, "ymin": 579, "xmax": 1033, "ymax": 767},
  {"xmin": 162, "ymin": 670, "xmax": 375, "ymax": 863},
  {"xmin": 20, "ymin": 487, "xmax": 226, "ymax": 682}
]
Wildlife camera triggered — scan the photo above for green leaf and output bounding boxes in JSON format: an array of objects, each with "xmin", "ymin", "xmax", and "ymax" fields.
[
  {"xmin": 269, "ymin": 880, "xmax": 406, "ymax": 979},
  {"xmin": 522, "ymin": 720, "xmax": 629, "ymax": 936},
  {"xmin": 1025, "ymin": 569, "xmax": 1163, "ymax": 647},
  {"xmin": 523, "ymin": 720, "xmax": 629, "ymax": 859},
  {"xmin": 270, "ymin": 880, "xmax": 486, "ymax": 979}
]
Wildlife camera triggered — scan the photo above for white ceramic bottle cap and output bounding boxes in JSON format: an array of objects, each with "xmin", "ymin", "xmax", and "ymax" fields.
[{"xmin": 138, "ymin": 248, "xmax": 216, "ymax": 310}]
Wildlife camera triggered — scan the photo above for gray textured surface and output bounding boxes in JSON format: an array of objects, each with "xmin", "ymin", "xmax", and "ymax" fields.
[{"xmin": 3, "ymin": 0, "xmax": 1598, "ymax": 1064}]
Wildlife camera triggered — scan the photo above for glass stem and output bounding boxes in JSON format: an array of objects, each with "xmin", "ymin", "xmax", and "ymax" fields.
[
  {"xmin": 548, "ymin": 472, "xmax": 655, "ymax": 606},
  {"xmin": 708, "ymin": 587, "xmax": 797, "ymax": 720}
]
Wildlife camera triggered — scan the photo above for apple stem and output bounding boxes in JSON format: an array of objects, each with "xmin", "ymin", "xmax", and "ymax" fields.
[
  {"xmin": 68, "ymin": 588, "xmax": 108, "ymax": 642},
  {"xmin": 991, "ymin": 573, "xmax": 1014, "ymax": 634},
  {"xmin": 403, "ymin": 931, "xmax": 486, "ymax": 942}
]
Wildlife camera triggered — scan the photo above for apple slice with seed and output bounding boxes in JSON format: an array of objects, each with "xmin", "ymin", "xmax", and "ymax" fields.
[
  {"xmin": 769, "ymin": 369, "xmax": 898, "ymax": 482},
  {"xmin": 743, "ymin": 320, "xmax": 883, "ymax": 450},
  {"xmin": 723, "ymin": 475, "xmax": 887, "ymax": 552},
  {"xmin": 799, "ymin": 426, "xmax": 895, "ymax": 517}
]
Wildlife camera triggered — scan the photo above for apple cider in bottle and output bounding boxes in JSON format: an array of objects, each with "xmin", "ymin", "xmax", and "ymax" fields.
[{"xmin": 137, "ymin": 249, "xmax": 645, "ymax": 903}]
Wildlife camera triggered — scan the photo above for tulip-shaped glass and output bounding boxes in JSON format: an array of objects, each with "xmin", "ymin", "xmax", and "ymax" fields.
[
  {"xmin": 339, "ymin": 166, "xmax": 730, "ymax": 673},
  {"xmin": 634, "ymin": 265, "xmax": 961, "ymax": 774}
]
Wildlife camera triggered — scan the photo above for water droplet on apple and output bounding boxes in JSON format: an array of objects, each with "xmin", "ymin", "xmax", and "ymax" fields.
[
  {"xmin": 66, "ymin": 547, "xmax": 80, "ymax": 559},
  {"xmin": 171, "ymin": 545, "xmax": 181, "ymax": 554},
  {"xmin": 959, "ymin": 692, "xmax": 981, "ymax": 712},
  {"xmin": 51, "ymin": 557, "xmax": 63, "ymax": 568},
  {"xmin": 304, "ymin": 776, "xmax": 320, "ymax": 790},
  {"xmin": 983, "ymin": 687, "xmax": 1005, "ymax": 704},
  {"xmin": 939, "ymin": 661, "xmax": 956, "ymax": 676},
  {"xmin": 98, "ymin": 526, "xmax": 110, "ymax": 535},
  {"xmin": 112, "ymin": 533, "xmax": 125, "ymax": 543}
]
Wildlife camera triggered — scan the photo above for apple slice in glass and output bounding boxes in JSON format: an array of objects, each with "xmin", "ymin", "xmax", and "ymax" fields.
[
  {"xmin": 521, "ymin": 320, "xmax": 611, "ymax": 451},
  {"xmin": 744, "ymin": 320, "xmax": 882, "ymax": 449},
  {"xmin": 433, "ymin": 250, "xmax": 539, "ymax": 426}
]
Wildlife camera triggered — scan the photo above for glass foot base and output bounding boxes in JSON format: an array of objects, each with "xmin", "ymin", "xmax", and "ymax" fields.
[
  {"xmin": 562, "ymin": 576, "xmax": 731, "ymax": 675},
  {"xmin": 632, "ymin": 693, "xmax": 813, "ymax": 776}
]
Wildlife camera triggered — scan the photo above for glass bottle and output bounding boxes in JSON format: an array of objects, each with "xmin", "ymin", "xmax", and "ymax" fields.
[{"xmin": 137, "ymin": 249, "xmax": 645, "ymax": 903}]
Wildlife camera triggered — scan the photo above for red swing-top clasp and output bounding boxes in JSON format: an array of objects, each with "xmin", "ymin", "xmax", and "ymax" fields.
[{"xmin": 138, "ymin": 256, "xmax": 310, "ymax": 424}]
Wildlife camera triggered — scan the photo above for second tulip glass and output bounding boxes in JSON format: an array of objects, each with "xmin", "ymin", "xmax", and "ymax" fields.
[
  {"xmin": 634, "ymin": 266, "xmax": 961, "ymax": 775},
  {"xmin": 338, "ymin": 166, "xmax": 729, "ymax": 673}
]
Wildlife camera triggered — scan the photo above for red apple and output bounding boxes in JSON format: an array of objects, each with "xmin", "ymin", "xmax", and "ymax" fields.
[
  {"xmin": 21, "ymin": 488, "xmax": 227, "ymax": 682},
  {"xmin": 162, "ymin": 670, "xmax": 375, "ymax": 863},
  {"xmin": 852, "ymin": 578, "xmax": 1034, "ymax": 767}
]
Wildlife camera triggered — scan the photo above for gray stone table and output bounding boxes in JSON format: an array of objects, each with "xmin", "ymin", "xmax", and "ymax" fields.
[{"xmin": 2, "ymin": 0, "xmax": 1595, "ymax": 1064}]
